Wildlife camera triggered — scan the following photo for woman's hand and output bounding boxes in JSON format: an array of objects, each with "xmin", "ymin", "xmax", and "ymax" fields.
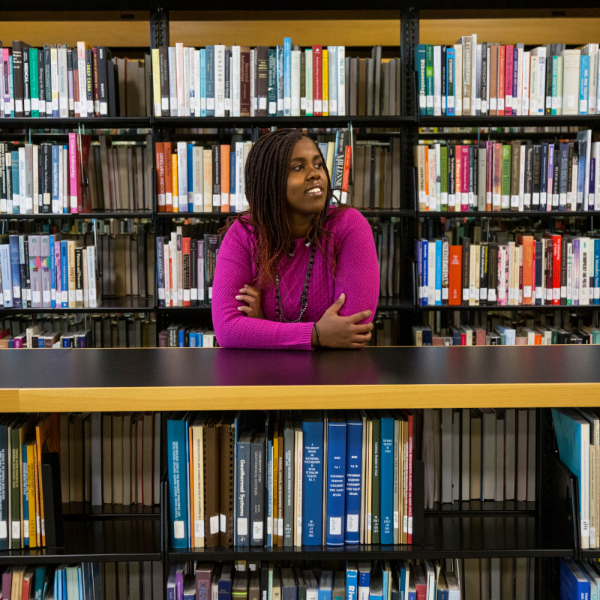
[
  {"xmin": 236, "ymin": 285, "xmax": 265, "ymax": 319},
  {"xmin": 313, "ymin": 293, "xmax": 373, "ymax": 348}
]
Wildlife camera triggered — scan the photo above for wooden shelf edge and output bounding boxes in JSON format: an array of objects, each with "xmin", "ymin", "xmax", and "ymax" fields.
[
  {"xmin": 0, "ymin": 390, "xmax": 19, "ymax": 412},
  {"xmin": 12, "ymin": 382, "xmax": 600, "ymax": 411}
]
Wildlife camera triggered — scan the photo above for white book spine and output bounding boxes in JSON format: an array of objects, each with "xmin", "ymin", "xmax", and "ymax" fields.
[
  {"xmin": 57, "ymin": 48, "xmax": 68, "ymax": 118},
  {"xmin": 77, "ymin": 43, "xmax": 87, "ymax": 118},
  {"xmin": 529, "ymin": 55, "xmax": 538, "ymax": 115},
  {"xmin": 522, "ymin": 52, "xmax": 530, "ymax": 116},
  {"xmin": 516, "ymin": 48, "xmax": 523, "ymax": 116},
  {"xmin": 486, "ymin": 45, "xmax": 491, "ymax": 114},
  {"xmin": 537, "ymin": 51, "xmax": 546, "ymax": 115},
  {"xmin": 176, "ymin": 43, "xmax": 185, "ymax": 117},
  {"xmin": 183, "ymin": 47, "xmax": 191, "ymax": 117},
  {"xmin": 32, "ymin": 145, "xmax": 39, "ymax": 215},
  {"xmin": 177, "ymin": 142, "xmax": 188, "ymax": 211},
  {"xmin": 519, "ymin": 146, "xmax": 525, "ymax": 211},
  {"xmin": 189, "ymin": 48, "xmax": 196, "ymax": 117},
  {"xmin": 57, "ymin": 148, "xmax": 63, "ymax": 215},
  {"xmin": 250, "ymin": 49, "xmax": 255, "ymax": 117},
  {"xmin": 232, "ymin": 46, "xmax": 241, "ymax": 117},
  {"xmin": 50, "ymin": 48, "xmax": 59, "ymax": 117},
  {"xmin": 18, "ymin": 147, "xmax": 26, "ymax": 215},
  {"xmin": 337, "ymin": 46, "xmax": 345, "ymax": 116},
  {"xmin": 471, "ymin": 34, "xmax": 477, "ymax": 115},
  {"xmin": 193, "ymin": 146, "xmax": 203, "ymax": 211},
  {"xmin": 291, "ymin": 50, "xmax": 301, "ymax": 117},
  {"xmin": 433, "ymin": 46, "xmax": 441, "ymax": 116},
  {"xmin": 87, "ymin": 245, "xmax": 97, "ymax": 308},
  {"xmin": 475, "ymin": 43, "xmax": 482, "ymax": 114},
  {"xmin": 454, "ymin": 44, "xmax": 462, "ymax": 116},
  {"xmin": 235, "ymin": 142, "xmax": 244, "ymax": 212},
  {"xmin": 168, "ymin": 47, "xmax": 177, "ymax": 117},
  {"xmin": 215, "ymin": 45, "xmax": 225, "ymax": 117},
  {"xmin": 194, "ymin": 50, "xmax": 201, "ymax": 117}
]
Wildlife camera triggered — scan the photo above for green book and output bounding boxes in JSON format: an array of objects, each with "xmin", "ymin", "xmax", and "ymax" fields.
[
  {"xmin": 371, "ymin": 413, "xmax": 381, "ymax": 544},
  {"xmin": 551, "ymin": 56, "xmax": 558, "ymax": 116},
  {"xmin": 501, "ymin": 145, "xmax": 511, "ymax": 211},
  {"xmin": 29, "ymin": 48, "xmax": 39, "ymax": 118},
  {"xmin": 440, "ymin": 146, "xmax": 448, "ymax": 211},
  {"xmin": 415, "ymin": 44, "xmax": 427, "ymax": 116},
  {"xmin": 425, "ymin": 45, "xmax": 434, "ymax": 116}
]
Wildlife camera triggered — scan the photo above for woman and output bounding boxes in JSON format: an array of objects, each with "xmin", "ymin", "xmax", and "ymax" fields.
[{"xmin": 212, "ymin": 129, "xmax": 380, "ymax": 350}]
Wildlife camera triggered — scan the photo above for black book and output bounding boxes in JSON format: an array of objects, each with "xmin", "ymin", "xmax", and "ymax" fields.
[
  {"xmin": 256, "ymin": 46, "xmax": 269, "ymax": 118},
  {"xmin": 552, "ymin": 143, "xmax": 560, "ymax": 211},
  {"xmin": 524, "ymin": 144, "xmax": 534, "ymax": 210},
  {"xmin": 190, "ymin": 239, "xmax": 198, "ymax": 307},
  {"xmin": 469, "ymin": 146, "xmax": 475, "ymax": 211},
  {"xmin": 41, "ymin": 143, "xmax": 51, "ymax": 213},
  {"xmin": 558, "ymin": 142, "xmax": 569, "ymax": 211},
  {"xmin": 159, "ymin": 46, "xmax": 170, "ymax": 117},
  {"xmin": 12, "ymin": 41, "xmax": 25, "ymax": 117},
  {"xmin": 23, "ymin": 45, "xmax": 31, "ymax": 117},
  {"xmin": 487, "ymin": 243, "xmax": 498, "ymax": 306},
  {"xmin": 332, "ymin": 128, "xmax": 347, "ymax": 195},
  {"xmin": 561, "ymin": 234, "xmax": 569, "ymax": 305},
  {"xmin": 204, "ymin": 233, "xmax": 220, "ymax": 305},
  {"xmin": 479, "ymin": 243, "xmax": 488, "ymax": 306},
  {"xmin": 97, "ymin": 47, "xmax": 110, "ymax": 117},
  {"xmin": 0, "ymin": 144, "xmax": 5, "ymax": 208},
  {"xmin": 481, "ymin": 42, "xmax": 488, "ymax": 114},
  {"xmin": 545, "ymin": 53, "xmax": 553, "ymax": 116},
  {"xmin": 38, "ymin": 49, "xmax": 46, "ymax": 117},
  {"xmin": 75, "ymin": 248, "xmax": 84, "ymax": 308},
  {"xmin": 85, "ymin": 49, "xmax": 93, "ymax": 116},
  {"xmin": 108, "ymin": 59, "xmax": 118, "ymax": 117},
  {"xmin": 449, "ymin": 145, "xmax": 456, "ymax": 207},
  {"xmin": 250, "ymin": 432, "xmax": 266, "ymax": 547},
  {"xmin": 567, "ymin": 142, "xmax": 575, "ymax": 210},
  {"xmin": 23, "ymin": 239, "xmax": 31, "ymax": 308},
  {"xmin": 300, "ymin": 50, "xmax": 306, "ymax": 116},
  {"xmin": 224, "ymin": 47, "xmax": 231, "ymax": 117},
  {"xmin": 461, "ymin": 237, "xmax": 470, "ymax": 306},
  {"xmin": 67, "ymin": 49, "xmax": 75, "ymax": 117},
  {"xmin": 43, "ymin": 45, "xmax": 52, "ymax": 116},
  {"xmin": 369, "ymin": 145, "xmax": 376, "ymax": 209},
  {"xmin": 440, "ymin": 46, "xmax": 447, "ymax": 116},
  {"xmin": 212, "ymin": 145, "xmax": 221, "ymax": 213}
]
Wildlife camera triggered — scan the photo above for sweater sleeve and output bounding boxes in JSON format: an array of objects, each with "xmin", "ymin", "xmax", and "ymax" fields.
[
  {"xmin": 332, "ymin": 209, "xmax": 380, "ymax": 323},
  {"xmin": 212, "ymin": 222, "xmax": 314, "ymax": 350}
]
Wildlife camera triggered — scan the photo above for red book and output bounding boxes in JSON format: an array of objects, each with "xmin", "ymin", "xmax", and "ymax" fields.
[
  {"xmin": 544, "ymin": 238, "xmax": 553, "ymax": 305},
  {"xmin": 21, "ymin": 569, "xmax": 34, "ymax": 600},
  {"xmin": 341, "ymin": 145, "xmax": 352, "ymax": 204},
  {"xmin": 505, "ymin": 45, "xmax": 513, "ymax": 116},
  {"xmin": 498, "ymin": 46, "xmax": 506, "ymax": 116},
  {"xmin": 164, "ymin": 142, "xmax": 173, "ymax": 212},
  {"xmin": 182, "ymin": 237, "xmax": 191, "ymax": 307},
  {"xmin": 448, "ymin": 245, "xmax": 462, "ymax": 305},
  {"xmin": 544, "ymin": 233, "xmax": 562, "ymax": 305},
  {"xmin": 312, "ymin": 45, "xmax": 323, "ymax": 117},
  {"xmin": 155, "ymin": 142, "xmax": 166, "ymax": 212}
]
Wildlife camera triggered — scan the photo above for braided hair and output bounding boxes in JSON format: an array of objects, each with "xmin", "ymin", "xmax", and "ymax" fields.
[{"xmin": 224, "ymin": 128, "xmax": 347, "ymax": 287}]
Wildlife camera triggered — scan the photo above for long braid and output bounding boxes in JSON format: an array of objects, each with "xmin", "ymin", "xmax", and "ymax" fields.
[{"xmin": 222, "ymin": 129, "xmax": 347, "ymax": 287}]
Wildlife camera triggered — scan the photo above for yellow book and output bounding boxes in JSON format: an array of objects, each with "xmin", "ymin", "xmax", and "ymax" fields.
[
  {"xmin": 26, "ymin": 443, "xmax": 37, "ymax": 548},
  {"xmin": 203, "ymin": 149, "xmax": 213, "ymax": 213},
  {"xmin": 191, "ymin": 417, "xmax": 204, "ymax": 548},
  {"xmin": 322, "ymin": 49, "xmax": 329, "ymax": 116},
  {"xmin": 151, "ymin": 48, "xmax": 161, "ymax": 117},
  {"xmin": 171, "ymin": 153, "xmax": 179, "ymax": 212}
]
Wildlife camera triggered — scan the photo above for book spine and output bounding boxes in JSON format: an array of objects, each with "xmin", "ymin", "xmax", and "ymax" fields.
[
  {"xmin": 326, "ymin": 420, "xmax": 346, "ymax": 546},
  {"xmin": 236, "ymin": 437, "xmax": 251, "ymax": 546},
  {"xmin": 167, "ymin": 419, "xmax": 189, "ymax": 549},
  {"xmin": 251, "ymin": 439, "xmax": 265, "ymax": 547},
  {"xmin": 302, "ymin": 419, "xmax": 324, "ymax": 546},
  {"xmin": 380, "ymin": 417, "xmax": 394, "ymax": 545}
]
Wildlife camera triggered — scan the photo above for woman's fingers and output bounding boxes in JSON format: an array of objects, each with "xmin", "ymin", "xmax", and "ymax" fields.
[
  {"xmin": 235, "ymin": 294, "xmax": 257, "ymax": 304},
  {"xmin": 237, "ymin": 306, "xmax": 253, "ymax": 314},
  {"xmin": 240, "ymin": 286, "xmax": 260, "ymax": 298}
]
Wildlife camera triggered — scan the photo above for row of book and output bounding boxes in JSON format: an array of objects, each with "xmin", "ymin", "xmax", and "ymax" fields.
[
  {"xmin": 0, "ymin": 233, "xmax": 99, "ymax": 309},
  {"xmin": 0, "ymin": 41, "xmax": 151, "ymax": 118},
  {"xmin": 1, "ymin": 562, "xmax": 162, "ymax": 600},
  {"xmin": 0, "ymin": 136, "xmax": 153, "ymax": 215},
  {"xmin": 151, "ymin": 43, "xmax": 400, "ymax": 118},
  {"xmin": 415, "ymin": 232, "xmax": 600, "ymax": 307},
  {"xmin": 0, "ymin": 314, "xmax": 158, "ymax": 348},
  {"xmin": 373, "ymin": 220, "xmax": 401, "ymax": 299},
  {"xmin": 422, "ymin": 408, "xmax": 535, "ymax": 506},
  {"xmin": 167, "ymin": 410, "xmax": 418, "ymax": 549},
  {"xmin": 0, "ymin": 413, "xmax": 162, "ymax": 549},
  {"xmin": 168, "ymin": 558, "xmax": 534, "ymax": 600},
  {"xmin": 413, "ymin": 319, "xmax": 600, "ymax": 345},
  {"xmin": 413, "ymin": 131, "xmax": 600, "ymax": 213},
  {"xmin": 553, "ymin": 408, "xmax": 600, "ymax": 550},
  {"xmin": 159, "ymin": 325, "xmax": 217, "ymax": 347},
  {"xmin": 415, "ymin": 39, "xmax": 600, "ymax": 117}
]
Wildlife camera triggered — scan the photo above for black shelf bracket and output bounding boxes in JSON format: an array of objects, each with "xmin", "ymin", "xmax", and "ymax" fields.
[{"xmin": 150, "ymin": 7, "xmax": 170, "ymax": 50}]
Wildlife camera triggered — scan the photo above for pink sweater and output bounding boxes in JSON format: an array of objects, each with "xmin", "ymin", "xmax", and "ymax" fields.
[{"xmin": 212, "ymin": 207, "xmax": 380, "ymax": 350}]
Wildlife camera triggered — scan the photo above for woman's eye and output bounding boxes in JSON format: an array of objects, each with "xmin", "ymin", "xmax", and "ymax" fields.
[
  {"xmin": 315, "ymin": 162, "xmax": 323, "ymax": 169},
  {"xmin": 293, "ymin": 165, "xmax": 303, "ymax": 171}
]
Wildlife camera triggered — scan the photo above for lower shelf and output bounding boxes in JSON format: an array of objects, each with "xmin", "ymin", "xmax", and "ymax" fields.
[
  {"xmin": 168, "ymin": 515, "xmax": 573, "ymax": 561},
  {"xmin": 0, "ymin": 519, "xmax": 161, "ymax": 564}
]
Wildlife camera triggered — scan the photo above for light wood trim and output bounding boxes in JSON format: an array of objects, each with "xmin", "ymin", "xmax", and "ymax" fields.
[
  {"xmin": 170, "ymin": 20, "xmax": 400, "ymax": 47},
  {"xmin": 15, "ymin": 382, "xmax": 600, "ymax": 412},
  {"xmin": 420, "ymin": 18, "xmax": 600, "ymax": 46},
  {"xmin": 1, "ymin": 390, "xmax": 20, "ymax": 412}
]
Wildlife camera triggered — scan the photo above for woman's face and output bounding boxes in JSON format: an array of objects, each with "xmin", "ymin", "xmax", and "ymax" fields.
[{"xmin": 285, "ymin": 137, "xmax": 327, "ymax": 218}]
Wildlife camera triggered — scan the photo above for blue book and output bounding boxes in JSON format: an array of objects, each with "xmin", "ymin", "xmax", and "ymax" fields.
[
  {"xmin": 326, "ymin": 414, "xmax": 346, "ymax": 546},
  {"xmin": 77, "ymin": 567, "xmax": 84, "ymax": 600},
  {"xmin": 344, "ymin": 413, "xmax": 362, "ymax": 544},
  {"xmin": 560, "ymin": 558, "xmax": 591, "ymax": 600},
  {"xmin": 218, "ymin": 564, "xmax": 233, "ymax": 600},
  {"xmin": 276, "ymin": 45, "xmax": 284, "ymax": 116},
  {"xmin": 196, "ymin": 331, "xmax": 204, "ymax": 347},
  {"xmin": 166, "ymin": 566, "xmax": 177, "ymax": 600},
  {"xmin": 9, "ymin": 235, "xmax": 22, "ymax": 308},
  {"xmin": 34, "ymin": 567, "xmax": 47, "ymax": 600},
  {"xmin": 200, "ymin": 49, "xmax": 207, "ymax": 117},
  {"xmin": 22, "ymin": 444, "xmax": 29, "ymax": 546},
  {"xmin": 283, "ymin": 38, "xmax": 292, "ymax": 116},
  {"xmin": 399, "ymin": 561, "xmax": 409, "ymax": 600},
  {"xmin": 540, "ymin": 143, "xmax": 548, "ymax": 210},
  {"xmin": 512, "ymin": 48, "xmax": 519, "ymax": 116},
  {"xmin": 206, "ymin": 46, "xmax": 215, "ymax": 117},
  {"xmin": 422, "ymin": 239, "xmax": 429, "ymax": 307},
  {"xmin": 580, "ymin": 55, "xmax": 590, "ymax": 115},
  {"xmin": 187, "ymin": 144, "xmax": 194, "ymax": 212},
  {"xmin": 230, "ymin": 151, "xmax": 236, "ymax": 213},
  {"xmin": 54, "ymin": 568, "xmax": 60, "ymax": 600},
  {"xmin": 8, "ymin": 57, "xmax": 14, "ymax": 117},
  {"xmin": 380, "ymin": 413, "xmax": 395, "ymax": 545},
  {"xmin": 11, "ymin": 151, "xmax": 19, "ymax": 214},
  {"xmin": 318, "ymin": 572, "xmax": 333, "ymax": 600},
  {"xmin": 357, "ymin": 564, "xmax": 371, "ymax": 600},
  {"xmin": 52, "ymin": 145, "xmax": 59, "ymax": 214},
  {"xmin": 446, "ymin": 48, "xmax": 454, "ymax": 116},
  {"xmin": 178, "ymin": 327, "xmax": 185, "ymax": 347},
  {"xmin": 594, "ymin": 239, "xmax": 600, "ymax": 305},
  {"xmin": 60, "ymin": 241, "xmax": 68, "ymax": 308},
  {"xmin": 346, "ymin": 563, "xmax": 358, "ymax": 600},
  {"xmin": 166, "ymin": 417, "xmax": 190, "ymax": 549},
  {"xmin": 414, "ymin": 239, "xmax": 423, "ymax": 306},
  {"xmin": 302, "ymin": 411, "xmax": 324, "ymax": 545},
  {"xmin": 49, "ymin": 235, "xmax": 56, "ymax": 308},
  {"xmin": 435, "ymin": 239, "xmax": 442, "ymax": 306}
]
